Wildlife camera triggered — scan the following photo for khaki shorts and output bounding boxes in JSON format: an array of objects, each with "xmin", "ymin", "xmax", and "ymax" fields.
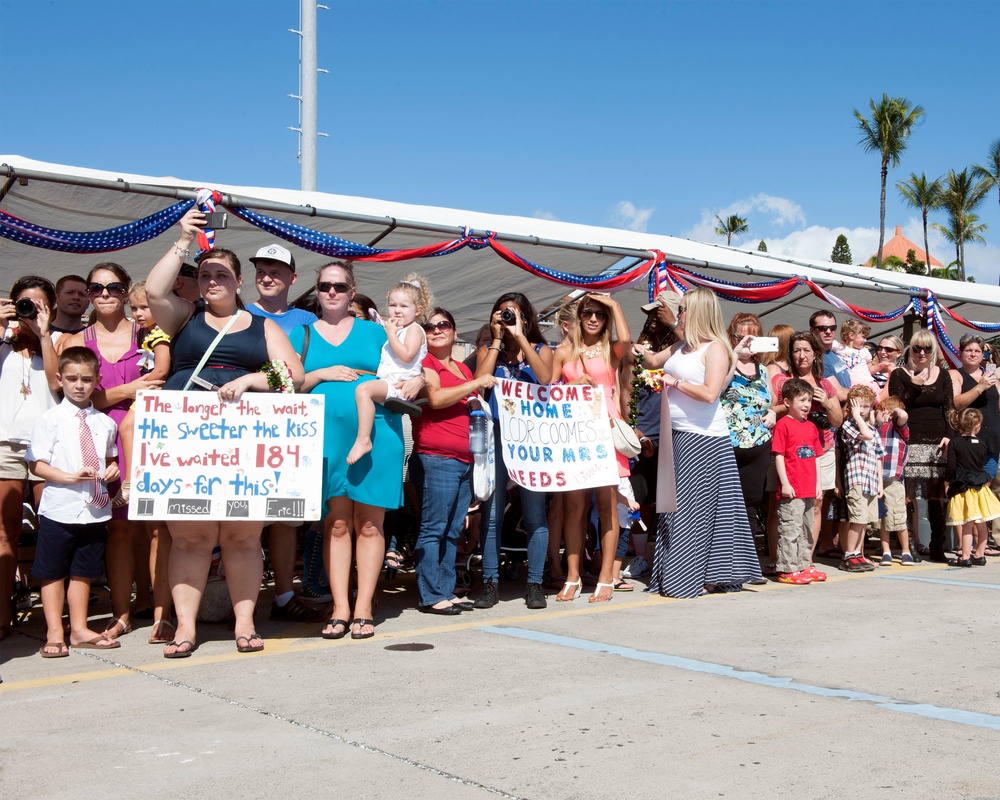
[
  {"xmin": 0, "ymin": 441, "xmax": 32, "ymax": 481},
  {"xmin": 846, "ymin": 485, "xmax": 879, "ymax": 525},
  {"xmin": 882, "ymin": 480, "xmax": 907, "ymax": 530},
  {"xmin": 818, "ymin": 448, "xmax": 836, "ymax": 492}
]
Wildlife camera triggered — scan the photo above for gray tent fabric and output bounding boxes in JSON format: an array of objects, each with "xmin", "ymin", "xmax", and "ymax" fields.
[{"xmin": 2, "ymin": 155, "xmax": 997, "ymax": 343}]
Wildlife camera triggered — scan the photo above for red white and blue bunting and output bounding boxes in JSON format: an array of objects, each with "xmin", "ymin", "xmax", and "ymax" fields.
[{"xmin": 3, "ymin": 196, "xmax": 994, "ymax": 356}]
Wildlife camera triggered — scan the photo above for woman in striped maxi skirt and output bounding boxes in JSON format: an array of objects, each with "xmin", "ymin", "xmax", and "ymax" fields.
[{"xmin": 635, "ymin": 288, "xmax": 763, "ymax": 598}]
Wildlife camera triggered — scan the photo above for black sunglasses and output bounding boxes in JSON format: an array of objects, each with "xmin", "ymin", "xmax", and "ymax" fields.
[
  {"xmin": 876, "ymin": 346, "xmax": 899, "ymax": 352},
  {"xmin": 911, "ymin": 345, "xmax": 932, "ymax": 354},
  {"xmin": 317, "ymin": 281, "xmax": 351, "ymax": 295},
  {"xmin": 580, "ymin": 309, "xmax": 608, "ymax": 321},
  {"xmin": 811, "ymin": 324, "xmax": 837, "ymax": 333},
  {"xmin": 423, "ymin": 320, "xmax": 454, "ymax": 332},
  {"xmin": 87, "ymin": 282, "xmax": 126, "ymax": 298}
]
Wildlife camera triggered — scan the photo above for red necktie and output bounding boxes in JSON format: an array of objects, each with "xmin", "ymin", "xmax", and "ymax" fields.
[{"xmin": 77, "ymin": 409, "xmax": 109, "ymax": 509}]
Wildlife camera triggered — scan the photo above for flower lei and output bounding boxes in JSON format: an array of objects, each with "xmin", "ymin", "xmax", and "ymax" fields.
[
  {"xmin": 261, "ymin": 360, "xmax": 295, "ymax": 393},
  {"xmin": 627, "ymin": 338, "xmax": 672, "ymax": 426}
]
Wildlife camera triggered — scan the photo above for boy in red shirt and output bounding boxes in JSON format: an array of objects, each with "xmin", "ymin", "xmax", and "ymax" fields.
[{"xmin": 772, "ymin": 378, "xmax": 825, "ymax": 585}]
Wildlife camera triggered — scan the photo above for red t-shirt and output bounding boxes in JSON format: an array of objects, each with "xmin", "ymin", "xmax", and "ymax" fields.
[
  {"xmin": 771, "ymin": 415, "xmax": 821, "ymax": 499},
  {"xmin": 412, "ymin": 353, "xmax": 475, "ymax": 463}
]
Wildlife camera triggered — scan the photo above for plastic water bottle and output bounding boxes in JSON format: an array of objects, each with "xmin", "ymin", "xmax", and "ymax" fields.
[{"xmin": 469, "ymin": 409, "xmax": 488, "ymax": 455}]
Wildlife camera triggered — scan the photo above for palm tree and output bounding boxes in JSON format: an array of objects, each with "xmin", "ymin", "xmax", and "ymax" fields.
[
  {"xmin": 936, "ymin": 168, "xmax": 991, "ymax": 281},
  {"xmin": 713, "ymin": 214, "xmax": 749, "ymax": 246},
  {"xmin": 971, "ymin": 138, "xmax": 1000, "ymax": 212},
  {"xmin": 853, "ymin": 94, "xmax": 925, "ymax": 268},
  {"xmin": 896, "ymin": 172, "xmax": 943, "ymax": 278}
]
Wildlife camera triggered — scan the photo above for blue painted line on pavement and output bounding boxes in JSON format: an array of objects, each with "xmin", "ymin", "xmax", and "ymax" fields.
[
  {"xmin": 479, "ymin": 626, "xmax": 1000, "ymax": 732},
  {"xmin": 876, "ymin": 574, "xmax": 1000, "ymax": 590}
]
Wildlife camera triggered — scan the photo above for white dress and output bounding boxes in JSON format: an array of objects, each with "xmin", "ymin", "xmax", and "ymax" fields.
[{"xmin": 378, "ymin": 322, "xmax": 427, "ymax": 398}]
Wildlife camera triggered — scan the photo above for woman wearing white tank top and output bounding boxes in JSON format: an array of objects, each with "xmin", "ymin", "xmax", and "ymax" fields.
[{"xmin": 633, "ymin": 288, "xmax": 763, "ymax": 598}]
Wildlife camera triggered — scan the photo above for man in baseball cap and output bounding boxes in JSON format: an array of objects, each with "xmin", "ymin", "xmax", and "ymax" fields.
[
  {"xmin": 245, "ymin": 244, "xmax": 323, "ymax": 623},
  {"xmin": 640, "ymin": 289, "xmax": 683, "ymax": 330}
]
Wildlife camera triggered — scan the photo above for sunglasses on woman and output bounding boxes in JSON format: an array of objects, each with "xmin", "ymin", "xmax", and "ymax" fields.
[
  {"xmin": 87, "ymin": 282, "xmax": 126, "ymax": 298},
  {"xmin": 580, "ymin": 309, "xmax": 608, "ymax": 321},
  {"xmin": 876, "ymin": 346, "xmax": 899, "ymax": 352},
  {"xmin": 911, "ymin": 345, "xmax": 932, "ymax": 354},
  {"xmin": 317, "ymin": 281, "xmax": 351, "ymax": 294},
  {"xmin": 422, "ymin": 320, "xmax": 454, "ymax": 332}
]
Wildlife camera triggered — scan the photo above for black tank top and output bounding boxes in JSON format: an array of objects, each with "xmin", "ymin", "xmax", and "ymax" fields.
[{"xmin": 960, "ymin": 370, "xmax": 1000, "ymax": 452}]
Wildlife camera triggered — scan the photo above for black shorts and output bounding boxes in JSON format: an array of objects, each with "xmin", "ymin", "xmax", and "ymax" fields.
[{"xmin": 30, "ymin": 516, "xmax": 108, "ymax": 581}]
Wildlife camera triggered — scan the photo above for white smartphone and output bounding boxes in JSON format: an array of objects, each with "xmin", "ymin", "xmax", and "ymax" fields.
[{"xmin": 748, "ymin": 336, "xmax": 779, "ymax": 354}]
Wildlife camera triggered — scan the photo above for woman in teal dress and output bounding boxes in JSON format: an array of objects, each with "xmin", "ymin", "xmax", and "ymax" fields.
[{"xmin": 289, "ymin": 261, "xmax": 419, "ymax": 640}]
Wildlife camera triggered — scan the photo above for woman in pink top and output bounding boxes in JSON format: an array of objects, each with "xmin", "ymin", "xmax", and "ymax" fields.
[
  {"xmin": 410, "ymin": 308, "xmax": 496, "ymax": 613},
  {"xmin": 551, "ymin": 293, "xmax": 631, "ymax": 604}
]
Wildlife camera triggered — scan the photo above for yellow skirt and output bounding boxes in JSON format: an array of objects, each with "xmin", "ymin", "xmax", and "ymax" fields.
[{"xmin": 947, "ymin": 485, "xmax": 1000, "ymax": 526}]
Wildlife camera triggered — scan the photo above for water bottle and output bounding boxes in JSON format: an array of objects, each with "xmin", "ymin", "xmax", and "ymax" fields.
[{"xmin": 469, "ymin": 409, "xmax": 488, "ymax": 455}]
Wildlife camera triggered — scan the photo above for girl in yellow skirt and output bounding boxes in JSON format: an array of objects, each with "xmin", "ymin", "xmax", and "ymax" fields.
[{"xmin": 944, "ymin": 408, "xmax": 1000, "ymax": 567}]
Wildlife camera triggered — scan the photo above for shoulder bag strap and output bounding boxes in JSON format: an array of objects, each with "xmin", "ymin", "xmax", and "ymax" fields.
[{"xmin": 181, "ymin": 310, "xmax": 243, "ymax": 391}]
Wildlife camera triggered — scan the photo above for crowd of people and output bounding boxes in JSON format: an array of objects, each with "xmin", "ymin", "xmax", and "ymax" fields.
[{"xmin": 4, "ymin": 208, "xmax": 1000, "ymax": 660}]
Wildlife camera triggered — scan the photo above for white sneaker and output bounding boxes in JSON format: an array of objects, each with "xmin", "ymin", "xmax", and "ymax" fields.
[{"xmin": 622, "ymin": 555, "xmax": 648, "ymax": 578}]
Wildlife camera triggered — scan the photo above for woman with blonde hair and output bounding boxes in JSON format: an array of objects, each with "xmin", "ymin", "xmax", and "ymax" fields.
[
  {"xmin": 889, "ymin": 329, "xmax": 954, "ymax": 562},
  {"xmin": 636, "ymin": 288, "xmax": 762, "ymax": 597}
]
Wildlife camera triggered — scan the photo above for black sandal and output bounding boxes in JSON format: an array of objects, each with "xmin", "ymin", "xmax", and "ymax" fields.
[
  {"xmin": 350, "ymin": 618, "xmax": 375, "ymax": 640},
  {"xmin": 321, "ymin": 619, "xmax": 350, "ymax": 640}
]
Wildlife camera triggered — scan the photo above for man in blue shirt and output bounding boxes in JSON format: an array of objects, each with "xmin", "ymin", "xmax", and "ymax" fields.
[
  {"xmin": 247, "ymin": 244, "xmax": 317, "ymax": 334},
  {"xmin": 810, "ymin": 311, "xmax": 850, "ymax": 402},
  {"xmin": 247, "ymin": 244, "xmax": 323, "ymax": 622}
]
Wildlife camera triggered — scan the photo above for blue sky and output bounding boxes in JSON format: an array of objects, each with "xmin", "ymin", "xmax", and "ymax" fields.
[{"xmin": 2, "ymin": 0, "xmax": 998, "ymax": 279}]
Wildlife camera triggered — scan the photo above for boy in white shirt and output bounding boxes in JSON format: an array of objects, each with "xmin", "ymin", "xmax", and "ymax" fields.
[{"xmin": 27, "ymin": 347, "xmax": 120, "ymax": 657}]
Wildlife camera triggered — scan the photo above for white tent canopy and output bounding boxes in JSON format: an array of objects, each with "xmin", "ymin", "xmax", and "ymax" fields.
[{"xmin": 2, "ymin": 155, "xmax": 997, "ymax": 343}]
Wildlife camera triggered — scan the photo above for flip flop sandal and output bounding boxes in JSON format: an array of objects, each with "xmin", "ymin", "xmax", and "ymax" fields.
[
  {"xmin": 148, "ymin": 620, "xmax": 176, "ymax": 644},
  {"xmin": 71, "ymin": 636, "xmax": 121, "ymax": 650},
  {"xmin": 321, "ymin": 619, "xmax": 350, "ymax": 640},
  {"xmin": 613, "ymin": 579, "xmax": 634, "ymax": 592},
  {"xmin": 103, "ymin": 617, "xmax": 132, "ymax": 638},
  {"xmin": 163, "ymin": 640, "xmax": 197, "ymax": 659},
  {"xmin": 236, "ymin": 633, "xmax": 265, "ymax": 653},
  {"xmin": 350, "ymin": 618, "xmax": 375, "ymax": 640},
  {"xmin": 39, "ymin": 642, "xmax": 69, "ymax": 658}
]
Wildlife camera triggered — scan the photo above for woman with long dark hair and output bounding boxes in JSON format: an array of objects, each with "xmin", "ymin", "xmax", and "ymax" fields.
[{"xmin": 472, "ymin": 292, "xmax": 553, "ymax": 608}]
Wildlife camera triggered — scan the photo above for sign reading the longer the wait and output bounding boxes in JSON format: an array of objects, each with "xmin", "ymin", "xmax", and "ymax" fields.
[
  {"xmin": 128, "ymin": 391, "xmax": 325, "ymax": 521},
  {"xmin": 496, "ymin": 378, "xmax": 619, "ymax": 492}
]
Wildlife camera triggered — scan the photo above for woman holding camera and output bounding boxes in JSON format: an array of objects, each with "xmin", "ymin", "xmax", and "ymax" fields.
[
  {"xmin": 472, "ymin": 293, "xmax": 553, "ymax": 609},
  {"xmin": 721, "ymin": 313, "xmax": 775, "ymax": 540},
  {"xmin": 950, "ymin": 334, "xmax": 999, "ymax": 479},
  {"xmin": 0, "ymin": 276, "xmax": 60, "ymax": 640}
]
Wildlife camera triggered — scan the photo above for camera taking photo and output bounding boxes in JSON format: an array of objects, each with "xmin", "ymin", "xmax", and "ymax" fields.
[
  {"xmin": 14, "ymin": 297, "xmax": 38, "ymax": 320},
  {"xmin": 500, "ymin": 308, "xmax": 518, "ymax": 326}
]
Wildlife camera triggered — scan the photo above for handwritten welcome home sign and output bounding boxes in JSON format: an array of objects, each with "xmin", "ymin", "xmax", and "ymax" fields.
[
  {"xmin": 128, "ymin": 391, "xmax": 325, "ymax": 521},
  {"xmin": 495, "ymin": 379, "xmax": 619, "ymax": 492}
]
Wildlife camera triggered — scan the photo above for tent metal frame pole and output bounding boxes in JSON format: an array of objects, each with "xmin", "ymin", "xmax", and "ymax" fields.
[{"xmin": 3, "ymin": 163, "xmax": 992, "ymax": 309}]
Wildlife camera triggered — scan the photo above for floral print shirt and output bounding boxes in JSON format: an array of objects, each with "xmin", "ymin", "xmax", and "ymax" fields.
[{"xmin": 722, "ymin": 364, "xmax": 773, "ymax": 449}]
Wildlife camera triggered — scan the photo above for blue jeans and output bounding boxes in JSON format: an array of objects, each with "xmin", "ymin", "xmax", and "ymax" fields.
[
  {"xmin": 410, "ymin": 453, "xmax": 471, "ymax": 605},
  {"xmin": 481, "ymin": 427, "xmax": 549, "ymax": 584}
]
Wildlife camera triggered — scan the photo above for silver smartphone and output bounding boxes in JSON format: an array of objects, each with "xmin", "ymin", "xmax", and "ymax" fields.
[{"xmin": 748, "ymin": 336, "xmax": 779, "ymax": 354}]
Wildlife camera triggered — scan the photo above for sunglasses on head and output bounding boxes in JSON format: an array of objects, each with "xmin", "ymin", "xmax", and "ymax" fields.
[
  {"xmin": 811, "ymin": 324, "xmax": 837, "ymax": 333},
  {"xmin": 911, "ymin": 345, "xmax": 932, "ymax": 354},
  {"xmin": 422, "ymin": 320, "xmax": 454, "ymax": 332},
  {"xmin": 87, "ymin": 282, "xmax": 126, "ymax": 298},
  {"xmin": 580, "ymin": 309, "xmax": 608, "ymax": 321},
  {"xmin": 317, "ymin": 281, "xmax": 351, "ymax": 295}
]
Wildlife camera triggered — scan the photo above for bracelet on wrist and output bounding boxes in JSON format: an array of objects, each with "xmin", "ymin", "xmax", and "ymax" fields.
[{"xmin": 173, "ymin": 243, "xmax": 190, "ymax": 259}]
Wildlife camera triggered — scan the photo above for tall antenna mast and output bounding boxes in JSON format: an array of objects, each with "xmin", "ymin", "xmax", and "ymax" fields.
[{"xmin": 289, "ymin": 1, "xmax": 329, "ymax": 191}]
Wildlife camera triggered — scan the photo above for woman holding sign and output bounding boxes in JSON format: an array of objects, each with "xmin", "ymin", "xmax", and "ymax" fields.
[
  {"xmin": 551, "ymin": 293, "xmax": 631, "ymax": 603},
  {"xmin": 289, "ymin": 261, "xmax": 422, "ymax": 641},
  {"xmin": 636, "ymin": 288, "xmax": 763, "ymax": 598},
  {"xmin": 473, "ymin": 293, "xmax": 553, "ymax": 609},
  {"xmin": 146, "ymin": 209, "xmax": 304, "ymax": 657}
]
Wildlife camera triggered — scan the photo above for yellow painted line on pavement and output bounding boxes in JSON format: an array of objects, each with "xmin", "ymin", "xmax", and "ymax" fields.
[{"xmin": 0, "ymin": 559, "xmax": 976, "ymax": 694}]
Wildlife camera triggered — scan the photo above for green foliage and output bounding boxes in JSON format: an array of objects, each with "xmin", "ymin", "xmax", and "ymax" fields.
[
  {"xmin": 713, "ymin": 214, "xmax": 749, "ymax": 246},
  {"xmin": 880, "ymin": 255, "xmax": 907, "ymax": 272},
  {"xmin": 854, "ymin": 94, "xmax": 925, "ymax": 268},
  {"xmin": 971, "ymin": 138, "xmax": 1000, "ymax": 209},
  {"xmin": 904, "ymin": 248, "xmax": 926, "ymax": 275},
  {"xmin": 757, "ymin": 239, "xmax": 767, "ymax": 252},
  {"xmin": 830, "ymin": 234, "xmax": 852, "ymax": 264},
  {"xmin": 937, "ymin": 169, "xmax": 991, "ymax": 281}
]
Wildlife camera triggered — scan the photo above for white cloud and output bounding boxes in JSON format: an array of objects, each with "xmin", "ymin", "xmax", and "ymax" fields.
[
  {"xmin": 533, "ymin": 209, "xmax": 559, "ymax": 221},
  {"xmin": 763, "ymin": 225, "xmax": 879, "ymax": 264},
  {"xmin": 685, "ymin": 193, "xmax": 807, "ymax": 244},
  {"xmin": 609, "ymin": 200, "xmax": 654, "ymax": 232}
]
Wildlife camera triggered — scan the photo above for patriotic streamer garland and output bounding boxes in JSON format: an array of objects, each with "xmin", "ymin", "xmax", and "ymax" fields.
[
  {"xmin": 0, "ymin": 201, "xmax": 192, "ymax": 253},
  {"xmin": 4, "ymin": 198, "xmax": 995, "ymax": 361}
]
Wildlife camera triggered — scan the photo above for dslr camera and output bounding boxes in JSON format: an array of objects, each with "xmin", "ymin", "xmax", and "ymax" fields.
[
  {"xmin": 500, "ymin": 308, "xmax": 518, "ymax": 326},
  {"xmin": 14, "ymin": 298, "xmax": 38, "ymax": 320}
]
